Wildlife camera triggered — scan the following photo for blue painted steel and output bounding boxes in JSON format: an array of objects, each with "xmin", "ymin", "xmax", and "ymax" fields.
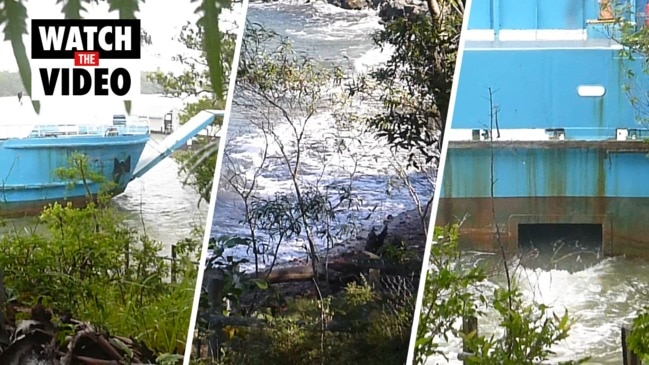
[
  {"xmin": 498, "ymin": 0, "xmax": 536, "ymax": 29},
  {"xmin": 468, "ymin": 0, "xmax": 627, "ymax": 31},
  {"xmin": 444, "ymin": 0, "xmax": 649, "ymax": 200},
  {"xmin": 468, "ymin": 0, "xmax": 492, "ymax": 29},
  {"xmin": 452, "ymin": 46, "xmax": 648, "ymax": 138},
  {"xmin": 0, "ymin": 131, "xmax": 148, "ymax": 212},
  {"xmin": 442, "ymin": 145, "xmax": 649, "ymax": 198},
  {"xmin": 0, "ymin": 108, "xmax": 223, "ymax": 214}
]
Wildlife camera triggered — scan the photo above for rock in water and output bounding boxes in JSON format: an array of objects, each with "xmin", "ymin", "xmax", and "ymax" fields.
[
  {"xmin": 365, "ymin": 226, "xmax": 379, "ymax": 252},
  {"xmin": 341, "ymin": 0, "xmax": 369, "ymax": 9},
  {"xmin": 365, "ymin": 215, "xmax": 393, "ymax": 253},
  {"xmin": 378, "ymin": 0, "xmax": 428, "ymax": 23}
]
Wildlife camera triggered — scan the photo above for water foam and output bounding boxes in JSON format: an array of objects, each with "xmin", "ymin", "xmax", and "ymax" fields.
[
  {"xmin": 424, "ymin": 257, "xmax": 649, "ymax": 364},
  {"xmin": 354, "ymin": 44, "xmax": 395, "ymax": 73}
]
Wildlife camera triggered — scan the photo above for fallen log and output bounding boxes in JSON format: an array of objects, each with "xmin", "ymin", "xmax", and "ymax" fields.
[
  {"xmin": 203, "ymin": 251, "xmax": 421, "ymax": 286},
  {"xmin": 202, "ymin": 256, "xmax": 422, "ymax": 318}
]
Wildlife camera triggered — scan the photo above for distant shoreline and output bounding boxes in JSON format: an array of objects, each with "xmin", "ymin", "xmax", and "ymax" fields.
[
  {"xmin": 249, "ymin": 0, "xmax": 428, "ymax": 22},
  {"xmin": 0, "ymin": 70, "xmax": 164, "ymax": 97}
]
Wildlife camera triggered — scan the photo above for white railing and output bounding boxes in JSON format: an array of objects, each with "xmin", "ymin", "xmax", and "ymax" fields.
[
  {"xmin": 0, "ymin": 122, "xmax": 150, "ymax": 139},
  {"xmin": 35, "ymin": 123, "xmax": 150, "ymax": 138}
]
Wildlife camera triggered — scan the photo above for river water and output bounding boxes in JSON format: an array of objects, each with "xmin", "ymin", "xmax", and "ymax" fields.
[
  {"xmin": 210, "ymin": 2, "xmax": 433, "ymax": 263},
  {"xmin": 0, "ymin": 0, "xmax": 245, "ymax": 254},
  {"xmin": 425, "ymin": 248, "xmax": 649, "ymax": 364},
  {"xmin": 205, "ymin": 3, "xmax": 649, "ymax": 363},
  {"xmin": 0, "ymin": 95, "xmax": 207, "ymax": 256}
]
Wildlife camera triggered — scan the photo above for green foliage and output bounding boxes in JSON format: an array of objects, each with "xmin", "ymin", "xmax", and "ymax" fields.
[
  {"xmin": 195, "ymin": 233, "xmax": 417, "ymax": 365},
  {"xmin": 0, "ymin": 156, "xmax": 201, "ymax": 354},
  {"xmin": 175, "ymin": 138, "xmax": 219, "ymax": 204},
  {"xmin": 415, "ymin": 226, "xmax": 588, "ymax": 365},
  {"xmin": 462, "ymin": 289, "xmax": 588, "ymax": 365},
  {"xmin": 414, "ymin": 225, "xmax": 486, "ymax": 363},
  {"xmin": 233, "ymin": 23, "xmax": 350, "ymax": 272},
  {"xmin": 57, "ymin": 0, "xmax": 89, "ymax": 20},
  {"xmin": 247, "ymin": 184, "xmax": 362, "ymax": 270},
  {"xmin": 2, "ymin": 0, "xmax": 39, "ymax": 113},
  {"xmin": 350, "ymin": 2, "xmax": 463, "ymax": 169},
  {"xmin": 106, "ymin": 0, "xmax": 139, "ymax": 19},
  {"xmin": 151, "ymin": 17, "xmax": 237, "ymax": 204},
  {"xmin": 238, "ymin": 23, "xmax": 344, "ymax": 110},
  {"xmin": 205, "ymin": 236, "xmax": 265, "ymax": 308},
  {"xmin": 55, "ymin": 152, "xmax": 116, "ymax": 200},
  {"xmin": 0, "ymin": 199, "xmax": 200, "ymax": 353},
  {"xmin": 614, "ymin": 9, "xmax": 649, "ymax": 355},
  {"xmin": 147, "ymin": 21, "xmax": 237, "ymax": 122},
  {"xmin": 207, "ymin": 279, "xmax": 412, "ymax": 365},
  {"xmin": 628, "ymin": 308, "xmax": 649, "ymax": 360},
  {"xmin": 613, "ymin": 6, "xmax": 649, "ymax": 120},
  {"xmin": 0, "ymin": 200, "xmax": 200, "ymax": 354},
  {"xmin": 195, "ymin": 0, "xmax": 230, "ymax": 104},
  {"xmin": 380, "ymin": 238, "xmax": 417, "ymax": 263},
  {"xmin": 193, "ymin": 21, "xmax": 425, "ymax": 365}
]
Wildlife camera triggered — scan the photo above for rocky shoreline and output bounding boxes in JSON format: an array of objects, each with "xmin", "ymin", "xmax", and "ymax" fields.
[
  {"xmin": 251, "ymin": 0, "xmax": 429, "ymax": 23},
  {"xmin": 327, "ymin": 207, "xmax": 430, "ymax": 259},
  {"xmin": 204, "ymin": 207, "xmax": 430, "ymax": 279},
  {"xmin": 202, "ymin": 206, "xmax": 430, "ymax": 314}
]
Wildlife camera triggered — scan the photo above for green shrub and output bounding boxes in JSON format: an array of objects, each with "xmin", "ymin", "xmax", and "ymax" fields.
[{"xmin": 0, "ymin": 200, "xmax": 200, "ymax": 354}]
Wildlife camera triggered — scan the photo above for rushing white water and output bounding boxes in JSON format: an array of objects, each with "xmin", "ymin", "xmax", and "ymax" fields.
[
  {"xmin": 210, "ymin": 2, "xmax": 433, "ymax": 263},
  {"xmin": 424, "ymin": 251, "xmax": 649, "ymax": 364}
]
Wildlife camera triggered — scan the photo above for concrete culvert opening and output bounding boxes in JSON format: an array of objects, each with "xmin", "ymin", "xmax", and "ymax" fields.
[{"xmin": 517, "ymin": 223, "xmax": 603, "ymax": 271}]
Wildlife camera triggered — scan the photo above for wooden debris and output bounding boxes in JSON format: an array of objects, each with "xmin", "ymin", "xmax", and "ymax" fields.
[{"xmin": 0, "ymin": 307, "xmax": 162, "ymax": 365}]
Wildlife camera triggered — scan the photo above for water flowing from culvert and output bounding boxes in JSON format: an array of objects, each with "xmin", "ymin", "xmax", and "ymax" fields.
[
  {"xmin": 423, "ymin": 239, "xmax": 649, "ymax": 364},
  {"xmin": 210, "ymin": 2, "xmax": 433, "ymax": 264}
]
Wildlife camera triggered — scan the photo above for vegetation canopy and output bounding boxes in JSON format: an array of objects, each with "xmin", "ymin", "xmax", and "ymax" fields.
[{"xmin": 0, "ymin": 153, "xmax": 201, "ymax": 363}]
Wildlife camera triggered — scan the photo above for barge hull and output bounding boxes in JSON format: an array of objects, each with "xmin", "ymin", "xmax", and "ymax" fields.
[{"xmin": 440, "ymin": 141, "xmax": 649, "ymax": 257}]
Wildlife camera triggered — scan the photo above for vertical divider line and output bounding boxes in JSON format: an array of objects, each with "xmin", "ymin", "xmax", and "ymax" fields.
[
  {"xmin": 404, "ymin": 0, "xmax": 473, "ymax": 363},
  {"xmin": 182, "ymin": 2, "xmax": 250, "ymax": 362}
]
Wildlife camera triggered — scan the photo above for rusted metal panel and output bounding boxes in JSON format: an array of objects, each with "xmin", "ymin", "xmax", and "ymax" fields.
[
  {"xmin": 441, "ymin": 144, "xmax": 649, "ymax": 199},
  {"xmin": 448, "ymin": 0, "xmax": 649, "ymax": 258},
  {"xmin": 437, "ymin": 196, "xmax": 649, "ymax": 258}
]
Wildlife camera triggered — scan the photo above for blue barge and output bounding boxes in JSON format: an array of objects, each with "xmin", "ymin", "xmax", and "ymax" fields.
[
  {"xmin": 437, "ymin": 0, "xmax": 649, "ymax": 256},
  {"xmin": 0, "ymin": 100, "xmax": 223, "ymax": 216}
]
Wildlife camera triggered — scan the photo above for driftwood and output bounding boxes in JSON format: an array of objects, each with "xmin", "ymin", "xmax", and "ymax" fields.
[{"xmin": 204, "ymin": 251, "xmax": 421, "ymax": 285}]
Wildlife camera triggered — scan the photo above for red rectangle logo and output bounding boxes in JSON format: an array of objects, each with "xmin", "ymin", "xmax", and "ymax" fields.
[{"xmin": 74, "ymin": 51, "xmax": 100, "ymax": 66}]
